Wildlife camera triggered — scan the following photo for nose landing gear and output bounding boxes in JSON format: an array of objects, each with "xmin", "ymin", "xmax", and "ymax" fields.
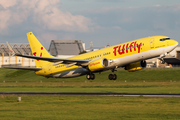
[
  {"xmin": 160, "ymin": 58, "xmax": 165, "ymax": 64},
  {"xmin": 159, "ymin": 53, "xmax": 167, "ymax": 64}
]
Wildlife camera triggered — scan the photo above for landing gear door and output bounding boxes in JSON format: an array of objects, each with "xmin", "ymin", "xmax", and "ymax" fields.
[{"xmin": 150, "ymin": 39, "xmax": 154, "ymax": 49}]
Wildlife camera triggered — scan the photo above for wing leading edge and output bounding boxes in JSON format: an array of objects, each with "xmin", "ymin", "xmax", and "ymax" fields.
[{"xmin": 16, "ymin": 54, "xmax": 89, "ymax": 64}]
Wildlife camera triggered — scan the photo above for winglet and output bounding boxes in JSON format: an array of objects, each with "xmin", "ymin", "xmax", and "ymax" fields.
[{"xmin": 6, "ymin": 42, "xmax": 16, "ymax": 55}]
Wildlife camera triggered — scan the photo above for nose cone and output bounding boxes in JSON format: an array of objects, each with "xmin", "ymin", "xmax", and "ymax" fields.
[
  {"xmin": 170, "ymin": 40, "xmax": 178, "ymax": 46},
  {"xmin": 172, "ymin": 40, "xmax": 179, "ymax": 46}
]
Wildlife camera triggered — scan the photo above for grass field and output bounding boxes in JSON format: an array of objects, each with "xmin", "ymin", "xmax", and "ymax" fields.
[
  {"xmin": 0, "ymin": 68, "xmax": 180, "ymax": 93},
  {"xmin": 1, "ymin": 68, "xmax": 180, "ymax": 82},
  {"xmin": 1, "ymin": 68, "xmax": 180, "ymax": 119},
  {"xmin": 0, "ymin": 68, "xmax": 180, "ymax": 82},
  {"xmin": 0, "ymin": 95, "xmax": 180, "ymax": 120}
]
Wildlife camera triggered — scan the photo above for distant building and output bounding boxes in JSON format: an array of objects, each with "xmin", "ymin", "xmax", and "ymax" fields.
[
  {"xmin": 163, "ymin": 46, "xmax": 180, "ymax": 66},
  {"xmin": 0, "ymin": 40, "xmax": 86, "ymax": 67},
  {"xmin": 0, "ymin": 43, "xmax": 35, "ymax": 67},
  {"xmin": 85, "ymin": 41, "xmax": 104, "ymax": 52},
  {"xmin": 49, "ymin": 40, "xmax": 85, "ymax": 58},
  {"xmin": 146, "ymin": 46, "xmax": 180, "ymax": 67}
]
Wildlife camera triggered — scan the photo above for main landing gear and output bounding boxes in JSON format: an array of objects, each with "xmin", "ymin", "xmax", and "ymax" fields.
[
  {"xmin": 86, "ymin": 69, "xmax": 117, "ymax": 80},
  {"xmin": 108, "ymin": 74, "xmax": 117, "ymax": 80},
  {"xmin": 86, "ymin": 74, "xmax": 95, "ymax": 80},
  {"xmin": 108, "ymin": 69, "xmax": 117, "ymax": 80}
]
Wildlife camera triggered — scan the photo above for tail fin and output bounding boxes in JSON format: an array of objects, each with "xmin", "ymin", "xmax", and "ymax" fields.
[{"xmin": 27, "ymin": 32, "xmax": 52, "ymax": 67}]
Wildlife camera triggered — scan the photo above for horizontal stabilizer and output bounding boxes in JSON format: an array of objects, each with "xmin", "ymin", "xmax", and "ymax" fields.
[{"xmin": 2, "ymin": 65, "xmax": 42, "ymax": 71}]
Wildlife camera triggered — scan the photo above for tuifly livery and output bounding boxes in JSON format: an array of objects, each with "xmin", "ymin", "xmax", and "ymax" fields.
[{"xmin": 4, "ymin": 32, "xmax": 178, "ymax": 80}]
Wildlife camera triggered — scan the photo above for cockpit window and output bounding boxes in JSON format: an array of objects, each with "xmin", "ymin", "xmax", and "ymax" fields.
[{"xmin": 160, "ymin": 38, "xmax": 170, "ymax": 41}]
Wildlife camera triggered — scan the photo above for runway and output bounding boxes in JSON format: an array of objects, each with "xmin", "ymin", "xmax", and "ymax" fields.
[{"xmin": 0, "ymin": 92, "xmax": 180, "ymax": 97}]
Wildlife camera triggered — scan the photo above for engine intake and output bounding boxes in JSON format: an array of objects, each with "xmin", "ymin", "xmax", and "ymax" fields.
[
  {"xmin": 88, "ymin": 58, "xmax": 109, "ymax": 72},
  {"xmin": 125, "ymin": 60, "xmax": 146, "ymax": 72}
]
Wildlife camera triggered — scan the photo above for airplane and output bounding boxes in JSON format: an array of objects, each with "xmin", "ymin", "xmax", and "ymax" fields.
[{"xmin": 4, "ymin": 32, "xmax": 178, "ymax": 80}]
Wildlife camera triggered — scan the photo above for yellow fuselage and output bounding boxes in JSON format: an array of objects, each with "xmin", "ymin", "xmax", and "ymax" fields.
[{"xmin": 35, "ymin": 36, "xmax": 178, "ymax": 77}]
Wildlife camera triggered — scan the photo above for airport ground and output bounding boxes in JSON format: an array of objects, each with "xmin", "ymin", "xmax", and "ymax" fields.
[
  {"xmin": 0, "ymin": 95, "xmax": 180, "ymax": 120},
  {"xmin": 1, "ymin": 68, "xmax": 180, "ymax": 119},
  {"xmin": 0, "ymin": 68, "xmax": 180, "ymax": 93}
]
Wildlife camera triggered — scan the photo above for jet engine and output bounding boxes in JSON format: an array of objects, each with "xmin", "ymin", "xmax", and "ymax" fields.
[
  {"xmin": 125, "ymin": 60, "xmax": 146, "ymax": 72},
  {"xmin": 88, "ymin": 58, "xmax": 109, "ymax": 72}
]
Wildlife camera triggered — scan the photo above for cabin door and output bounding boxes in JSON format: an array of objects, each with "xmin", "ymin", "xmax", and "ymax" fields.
[{"xmin": 150, "ymin": 39, "xmax": 154, "ymax": 49}]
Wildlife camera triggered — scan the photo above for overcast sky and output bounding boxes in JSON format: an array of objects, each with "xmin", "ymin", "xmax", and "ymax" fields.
[{"xmin": 0, "ymin": 0, "xmax": 180, "ymax": 48}]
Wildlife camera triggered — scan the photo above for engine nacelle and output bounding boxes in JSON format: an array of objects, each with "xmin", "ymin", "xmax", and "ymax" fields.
[
  {"xmin": 88, "ymin": 58, "xmax": 109, "ymax": 72},
  {"xmin": 125, "ymin": 60, "xmax": 146, "ymax": 72}
]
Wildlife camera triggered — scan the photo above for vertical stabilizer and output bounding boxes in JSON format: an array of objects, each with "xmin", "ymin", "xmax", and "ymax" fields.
[{"xmin": 27, "ymin": 32, "xmax": 52, "ymax": 67}]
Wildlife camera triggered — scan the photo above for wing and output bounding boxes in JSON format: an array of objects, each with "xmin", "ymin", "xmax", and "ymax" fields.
[
  {"xmin": 16, "ymin": 54, "xmax": 89, "ymax": 65},
  {"xmin": 16, "ymin": 54, "xmax": 87, "ymax": 63}
]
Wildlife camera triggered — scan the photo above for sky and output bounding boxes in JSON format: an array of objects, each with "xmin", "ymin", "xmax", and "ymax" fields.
[{"xmin": 0, "ymin": 0, "xmax": 180, "ymax": 48}]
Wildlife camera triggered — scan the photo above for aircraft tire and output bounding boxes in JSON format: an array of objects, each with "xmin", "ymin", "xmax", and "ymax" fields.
[
  {"xmin": 91, "ymin": 74, "xmax": 95, "ymax": 80},
  {"xmin": 86, "ymin": 74, "xmax": 91, "ymax": 80},
  {"xmin": 161, "ymin": 61, "xmax": 165, "ymax": 64},
  {"xmin": 108, "ymin": 74, "xmax": 113, "ymax": 80},
  {"xmin": 113, "ymin": 74, "xmax": 117, "ymax": 80},
  {"xmin": 87, "ymin": 74, "xmax": 95, "ymax": 80}
]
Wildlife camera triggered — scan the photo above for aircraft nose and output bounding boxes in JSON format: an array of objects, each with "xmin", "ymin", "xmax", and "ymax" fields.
[
  {"xmin": 172, "ymin": 40, "xmax": 179, "ymax": 46},
  {"xmin": 168, "ymin": 39, "xmax": 178, "ymax": 48}
]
